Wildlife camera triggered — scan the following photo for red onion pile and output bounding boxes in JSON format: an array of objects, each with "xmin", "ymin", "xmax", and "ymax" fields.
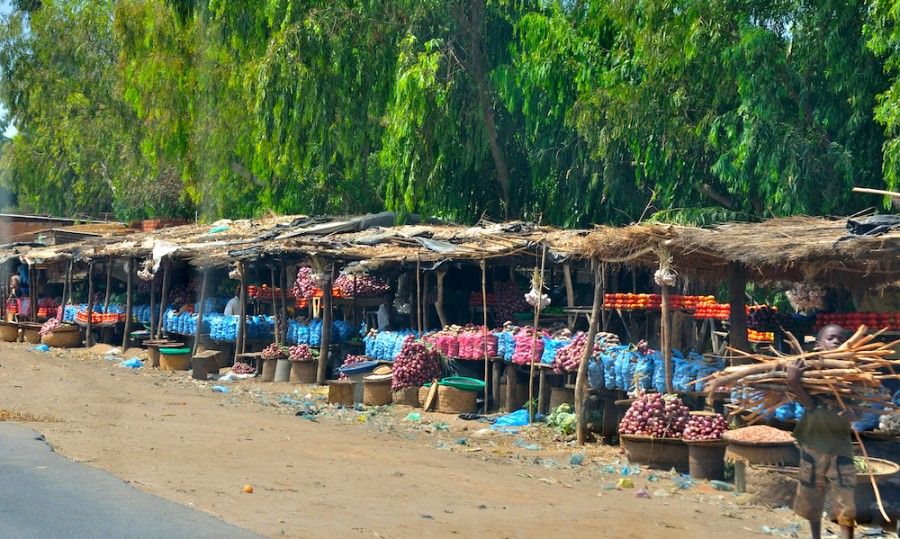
[
  {"xmin": 551, "ymin": 331, "xmax": 597, "ymax": 373},
  {"xmin": 289, "ymin": 344, "xmax": 315, "ymax": 362},
  {"xmin": 618, "ymin": 393, "xmax": 690, "ymax": 438},
  {"xmin": 493, "ymin": 281, "xmax": 529, "ymax": 322},
  {"xmin": 334, "ymin": 274, "xmax": 390, "ymax": 298},
  {"xmin": 682, "ymin": 414, "xmax": 728, "ymax": 441},
  {"xmin": 232, "ymin": 362, "xmax": 255, "ymax": 375},
  {"xmin": 292, "ymin": 267, "xmax": 317, "ymax": 299},
  {"xmin": 261, "ymin": 343, "xmax": 289, "ymax": 360},
  {"xmin": 391, "ymin": 337, "xmax": 442, "ymax": 390}
]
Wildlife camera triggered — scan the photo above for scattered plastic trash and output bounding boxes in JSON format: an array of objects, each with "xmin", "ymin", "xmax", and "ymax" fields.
[
  {"xmin": 653, "ymin": 489, "xmax": 671, "ymax": 498},
  {"xmin": 208, "ymin": 225, "xmax": 229, "ymax": 234},
  {"xmin": 30, "ymin": 344, "xmax": 50, "ymax": 352},
  {"xmin": 647, "ymin": 473, "xmax": 659, "ymax": 482},
  {"xmin": 635, "ymin": 488, "xmax": 651, "ymax": 499},
  {"xmin": 620, "ymin": 464, "xmax": 634, "ymax": 476},
  {"xmin": 120, "ymin": 358, "xmax": 143, "ymax": 369},
  {"xmin": 456, "ymin": 437, "xmax": 468, "ymax": 445},
  {"xmin": 435, "ymin": 441, "xmax": 451, "ymax": 451},
  {"xmin": 211, "ymin": 385, "xmax": 230, "ymax": 393},
  {"xmin": 491, "ymin": 409, "xmax": 531, "ymax": 432},
  {"xmin": 513, "ymin": 438, "xmax": 542, "ymax": 451},
  {"xmin": 761, "ymin": 523, "xmax": 802, "ymax": 537},
  {"xmin": 710, "ymin": 480, "xmax": 734, "ymax": 492},
  {"xmin": 433, "ymin": 422, "xmax": 450, "ymax": 431},
  {"xmin": 616, "ymin": 478, "xmax": 634, "ymax": 489},
  {"xmin": 601, "ymin": 482, "xmax": 616, "ymax": 491},
  {"xmin": 569, "ymin": 453, "xmax": 585, "ymax": 466},
  {"xmin": 673, "ymin": 474, "xmax": 694, "ymax": 490},
  {"xmin": 602, "ymin": 465, "xmax": 616, "ymax": 474},
  {"xmin": 404, "ymin": 412, "xmax": 421, "ymax": 422}
]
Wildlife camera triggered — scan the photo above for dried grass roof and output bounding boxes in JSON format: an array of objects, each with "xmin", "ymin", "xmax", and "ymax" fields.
[{"xmin": 3, "ymin": 213, "xmax": 897, "ymax": 287}]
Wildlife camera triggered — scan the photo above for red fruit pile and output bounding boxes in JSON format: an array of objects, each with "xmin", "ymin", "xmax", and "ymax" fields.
[
  {"xmin": 682, "ymin": 414, "xmax": 728, "ymax": 441},
  {"xmin": 618, "ymin": 393, "xmax": 690, "ymax": 438}
]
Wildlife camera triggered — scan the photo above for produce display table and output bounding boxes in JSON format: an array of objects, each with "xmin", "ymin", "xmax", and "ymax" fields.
[{"xmin": 236, "ymin": 352, "xmax": 265, "ymax": 375}]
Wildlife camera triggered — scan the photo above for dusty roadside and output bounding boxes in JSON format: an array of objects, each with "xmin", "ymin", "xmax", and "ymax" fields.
[{"xmin": 0, "ymin": 342, "xmax": 800, "ymax": 538}]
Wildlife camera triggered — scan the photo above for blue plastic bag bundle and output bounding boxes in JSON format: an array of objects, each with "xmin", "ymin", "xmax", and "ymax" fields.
[
  {"xmin": 541, "ymin": 337, "xmax": 569, "ymax": 365},
  {"xmin": 588, "ymin": 357, "xmax": 604, "ymax": 389},
  {"xmin": 308, "ymin": 319, "xmax": 322, "ymax": 346},
  {"xmin": 693, "ymin": 356, "xmax": 726, "ymax": 392},
  {"xmin": 635, "ymin": 353, "xmax": 654, "ymax": 390},
  {"xmin": 210, "ymin": 315, "xmax": 238, "ymax": 342},
  {"xmin": 491, "ymin": 409, "xmax": 531, "ymax": 433},
  {"xmin": 614, "ymin": 348, "xmax": 639, "ymax": 391},
  {"xmin": 774, "ymin": 403, "xmax": 796, "ymax": 421},
  {"xmin": 601, "ymin": 346, "xmax": 625, "ymax": 389},
  {"xmin": 650, "ymin": 351, "xmax": 667, "ymax": 393},
  {"xmin": 494, "ymin": 332, "xmax": 515, "ymax": 361},
  {"xmin": 672, "ymin": 351, "xmax": 695, "ymax": 392},
  {"xmin": 795, "ymin": 403, "xmax": 805, "ymax": 419},
  {"xmin": 852, "ymin": 403, "xmax": 883, "ymax": 432}
]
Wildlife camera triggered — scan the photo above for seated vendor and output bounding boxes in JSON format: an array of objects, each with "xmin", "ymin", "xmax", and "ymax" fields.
[{"xmin": 223, "ymin": 287, "xmax": 240, "ymax": 316}]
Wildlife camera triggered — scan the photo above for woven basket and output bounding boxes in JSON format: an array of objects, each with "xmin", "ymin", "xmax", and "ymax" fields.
[
  {"xmin": 0, "ymin": 322, "xmax": 19, "ymax": 342},
  {"xmin": 260, "ymin": 358, "xmax": 277, "ymax": 382},
  {"xmin": 159, "ymin": 351, "xmax": 191, "ymax": 371},
  {"xmin": 392, "ymin": 386, "xmax": 420, "ymax": 406},
  {"xmin": 21, "ymin": 324, "xmax": 42, "ymax": 345},
  {"xmin": 724, "ymin": 442, "xmax": 799, "ymax": 466},
  {"xmin": 328, "ymin": 380, "xmax": 356, "ymax": 406},
  {"xmin": 363, "ymin": 377, "xmax": 392, "ymax": 406},
  {"xmin": 436, "ymin": 385, "xmax": 476, "ymax": 414},
  {"xmin": 686, "ymin": 439, "xmax": 727, "ymax": 480},
  {"xmin": 42, "ymin": 327, "xmax": 82, "ymax": 348},
  {"xmin": 620, "ymin": 434, "xmax": 689, "ymax": 472},
  {"xmin": 290, "ymin": 360, "xmax": 317, "ymax": 383}
]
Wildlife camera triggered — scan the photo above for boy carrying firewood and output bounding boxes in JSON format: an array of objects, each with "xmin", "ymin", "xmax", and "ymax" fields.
[{"xmin": 787, "ymin": 324, "xmax": 856, "ymax": 539}]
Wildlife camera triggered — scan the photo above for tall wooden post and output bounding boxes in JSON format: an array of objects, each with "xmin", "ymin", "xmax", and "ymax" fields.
[
  {"xmin": 122, "ymin": 258, "xmax": 134, "ymax": 350},
  {"xmin": 317, "ymin": 267, "xmax": 333, "ymax": 385},
  {"xmin": 415, "ymin": 256, "xmax": 423, "ymax": 334},
  {"xmin": 66, "ymin": 260, "xmax": 74, "ymax": 306},
  {"xmin": 29, "ymin": 265, "xmax": 36, "ymax": 321},
  {"xmin": 234, "ymin": 262, "xmax": 246, "ymax": 366},
  {"xmin": 576, "ymin": 260, "xmax": 604, "ymax": 445},
  {"xmin": 85, "ymin": 262, "xmax": 95, "ymax": 348},
  {"xmin": 658, "ymin": 246, "xmax": 674, "ymax": 394},
  {"xmin": 193, "ymin": 269, "xmax": 208, "ymax": 356},
  {"xmin": 480, "ymin": 260, "xmax": 490, "ymax": 410},
  {"xmin": 103, "ymin": 261, "xmax": 112, "ymax": 312},
  {"xmin": 239, "ymin": 262, "xmax": 248, "ymax": 354},
  {"xmin": 270, "ymin": 264, "xmax": 279, "ymax": 346},
  {"xmin": 435, "ymin": 267, "xmax": 448, "ymax": 328},
  {"xmin": 60, "ymin": 261, "xmax": 69, "ymax": 321},
  {"xmin": 156, "ymin": 259, "xmax": 171, "ymax": 339},
  {"xmin": 279, "ymin": 261, "xmax": 288, "ymax": 344},
  {"xmin": 149, "ymin": 276, "xmax": 156, "ymax": 337},
  {"xmin": 728, "ymin": 262, "xmax": 751, "ymax": 356},
  {"xmin": 528, "ymin": 246, "xmax": 548, "ymax": 423},
  {"xmin": 563, "ymin": 263, "xmax": 575, "ymax": 329}
]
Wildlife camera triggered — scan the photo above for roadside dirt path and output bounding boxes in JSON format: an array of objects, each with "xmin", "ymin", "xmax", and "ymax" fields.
[{"xmin": 0, "ymin": 343, "xmax": 796, "ymax": 538}]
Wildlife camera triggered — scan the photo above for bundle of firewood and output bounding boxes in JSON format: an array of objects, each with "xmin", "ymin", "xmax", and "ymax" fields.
[{"xmin": 702, "ymin": 326, "xmax": 899, "ymax": 419}]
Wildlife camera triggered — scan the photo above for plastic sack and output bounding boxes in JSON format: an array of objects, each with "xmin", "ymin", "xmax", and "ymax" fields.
[
  {"xmin": 635, "ymin": 353, "xmax": 654, "ymax": 390},
  {"xmin": 588, "ymin": 357, "xmax": 604, "ymax": 389},
  {"xmin": 491, "ymin": 409, "xmax": 531, "ymax": 432},
  {"xmin": 774, "ymin": 403, "xmax": 795, "ymax": 422}
]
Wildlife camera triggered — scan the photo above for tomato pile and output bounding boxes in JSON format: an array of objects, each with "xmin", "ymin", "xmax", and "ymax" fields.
[{"xmin": 815, "ymin": 312, "xmax": 898, "ymax": 331}]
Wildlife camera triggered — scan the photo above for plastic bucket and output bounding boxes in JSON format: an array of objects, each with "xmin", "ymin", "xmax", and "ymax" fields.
[
  {"xmin": 274, "ymin": 359, "xmax": 291, "ymax": 382},
  {"xmin": 159, "ymin": 347, "xmax": 191, "ymax": 371}
]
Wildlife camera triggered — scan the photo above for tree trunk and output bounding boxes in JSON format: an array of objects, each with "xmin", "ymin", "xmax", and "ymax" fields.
[
  {"xmin": 576, "ymin": 261, "xmax": 604, "ymax": 445},
  {"xmin": 728, "ymin": 262, "xmax": 751, "ymax": 356},
  {"xmin": 122, "ymin": 258, "xmax": 134, "ymax": 350}
]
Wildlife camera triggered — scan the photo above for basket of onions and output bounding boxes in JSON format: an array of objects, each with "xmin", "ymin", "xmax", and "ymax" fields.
[
  {"xmin": 391, "ymin": 337, "xmax": 443, "ymax": 391},
  {"xmin": 618, "ymin": 393, "xmax": 690, "ymax": 472},
  {"xmin": 289, "ymin": 344, "xmax": 318, "ymax": 383},
  {"xmin": 684, "ymin": 412, "xmax": 729, "ymax": 480}
]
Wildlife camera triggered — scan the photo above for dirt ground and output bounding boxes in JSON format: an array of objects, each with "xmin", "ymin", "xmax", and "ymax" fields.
[{"xmin": 0, "ymin": 342, "xmax": 815, "ymax": 538}]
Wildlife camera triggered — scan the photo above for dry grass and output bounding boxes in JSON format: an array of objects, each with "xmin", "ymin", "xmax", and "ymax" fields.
[{"xmin": 0, "ymin": 408, "xmax": 58, "ymax": 423}]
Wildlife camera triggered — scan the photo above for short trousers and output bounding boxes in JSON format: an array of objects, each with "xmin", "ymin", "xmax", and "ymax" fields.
[{"xmin": 793, "ymin": 444, "xmax": 856, "ymax": 526}]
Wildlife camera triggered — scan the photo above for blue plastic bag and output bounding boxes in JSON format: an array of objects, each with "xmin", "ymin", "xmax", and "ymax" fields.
[
  {"xmin": 491, "ymin": 409, "xmax": 531, "ymax": 432},
  {"xmin": 120, "ymin": 358, "xmax": 143, "ymax": 369}
]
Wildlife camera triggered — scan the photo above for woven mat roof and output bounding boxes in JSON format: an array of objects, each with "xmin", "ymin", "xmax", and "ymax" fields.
[{"xmin": 3, "ymin": 214, "xmax": 897, "ymax": 287}]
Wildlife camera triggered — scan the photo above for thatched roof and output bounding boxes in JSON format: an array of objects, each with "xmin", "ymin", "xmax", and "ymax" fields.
[
  {"xmin": 583, "ymin": 216, "xmax": 899, "ymax": 287},
  {"xmin": 2, "ymin": 213, "xmax": 896, "ymax": 288}
]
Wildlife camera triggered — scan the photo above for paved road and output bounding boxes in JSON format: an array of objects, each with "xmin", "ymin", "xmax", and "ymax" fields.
[{"xmin": 0, "ymin": 423, "xmax": 260, "ymax": 539}]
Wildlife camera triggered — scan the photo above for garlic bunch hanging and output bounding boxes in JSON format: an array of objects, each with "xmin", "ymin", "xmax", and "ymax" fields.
[
  {"xmin": 524, "ymin": 269, "xmax": 550, "ymax": 309},
  {"xmin": 137, "ymin": 259, "xmax": 155, "ymax": 282},
  {"xmin": 786, "ymin": 283, "xmax": 825, "ymax": 313}
]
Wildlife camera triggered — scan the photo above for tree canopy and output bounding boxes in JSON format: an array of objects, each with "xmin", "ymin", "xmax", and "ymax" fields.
[{"xmin": 0, "ymin": 0, "xmax": 896, "ymax": 225}]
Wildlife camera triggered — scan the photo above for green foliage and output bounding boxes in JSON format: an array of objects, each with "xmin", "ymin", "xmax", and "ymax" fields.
[{"xmin": 0, "ymin": 0, "xmax": 895, "ymax": 224}]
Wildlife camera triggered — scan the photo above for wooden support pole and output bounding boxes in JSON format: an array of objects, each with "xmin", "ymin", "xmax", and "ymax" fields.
[
  {"xmin": 528, "ymin": 246, "xmax": 547, "ymax": 423},
  {"xmin": 149, "ymin": 275, "xmax": 156, "ymax": 337},
  {"xmin": 422, "ymin": 269, "xmax": 430, "ymax": 330},
  {"xmin": 415, "ymin": 255, "xmax": 423, "ymax": 334},
  {"xmin": 481, "ymin": 260, "xmax": 490, "ymax": 410},
  {"xmin": 270, "ymin": 264, "xmax": 279, "ymax": 346},
  {"xmin": 193, "ymin": 269, "xmax": 208, "ymax": 356},
  {"xmin": 435, "ymin": 267, "xmax": 448, "ymax": 328},
  {"xmin": 658, "ymin": 246, "xmax": 674, "ymax": 394},
  {"xmin": 279, "ymin": 261, "xmax": 288, "ymax": 344},
  {"xmin": 492, "ymin": 360, "xmax": 502, "ymax": 412},
  {"xmin": 563, "ymin": 263, "xmax": 575, "ymax": 329},
  {"xmin": 239, "ymin": 262, "xmax": 248, "ymax": 355},
  {"xmin": 60, "ymin": 261, "xmax": 70, "ymax": 321},
  {"xmin": 85, "ymin": 262, "xmax": 94, "ymax": 348},
  {"xmin": 103, "ymin": 261, "xmax": 112, "ymax": 312},
  {"xmin": 576, "ymin": 260, "xmax": 604, "ymax": 445},
  {"xmin": 66, "ymin": 260, "xmax": 73, "ymax": 305},
  {"xmin": 29, "ymin": 265, "xmax": 36, "ymax": 322},
  {"xmin": 600, "ymin": 263, "xmax": 609, "ymax": 331},
  {"xmin": 234, "ymin": 262, "xmax": 246, "ymax": 367},
  {"xmin": 122, "ymin": 258, "xmax": 134, "ymax": 350},
  {"xmin": 728, "ymin": 262, "xmax": 751, "ymax": 356},
  {"xmin": 156, "ymin": 259, "xmax": 171, "ymax": 339},
  {"xmin": 317, "ymin": 267, "xmax": 333, "ymax": 385}
]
